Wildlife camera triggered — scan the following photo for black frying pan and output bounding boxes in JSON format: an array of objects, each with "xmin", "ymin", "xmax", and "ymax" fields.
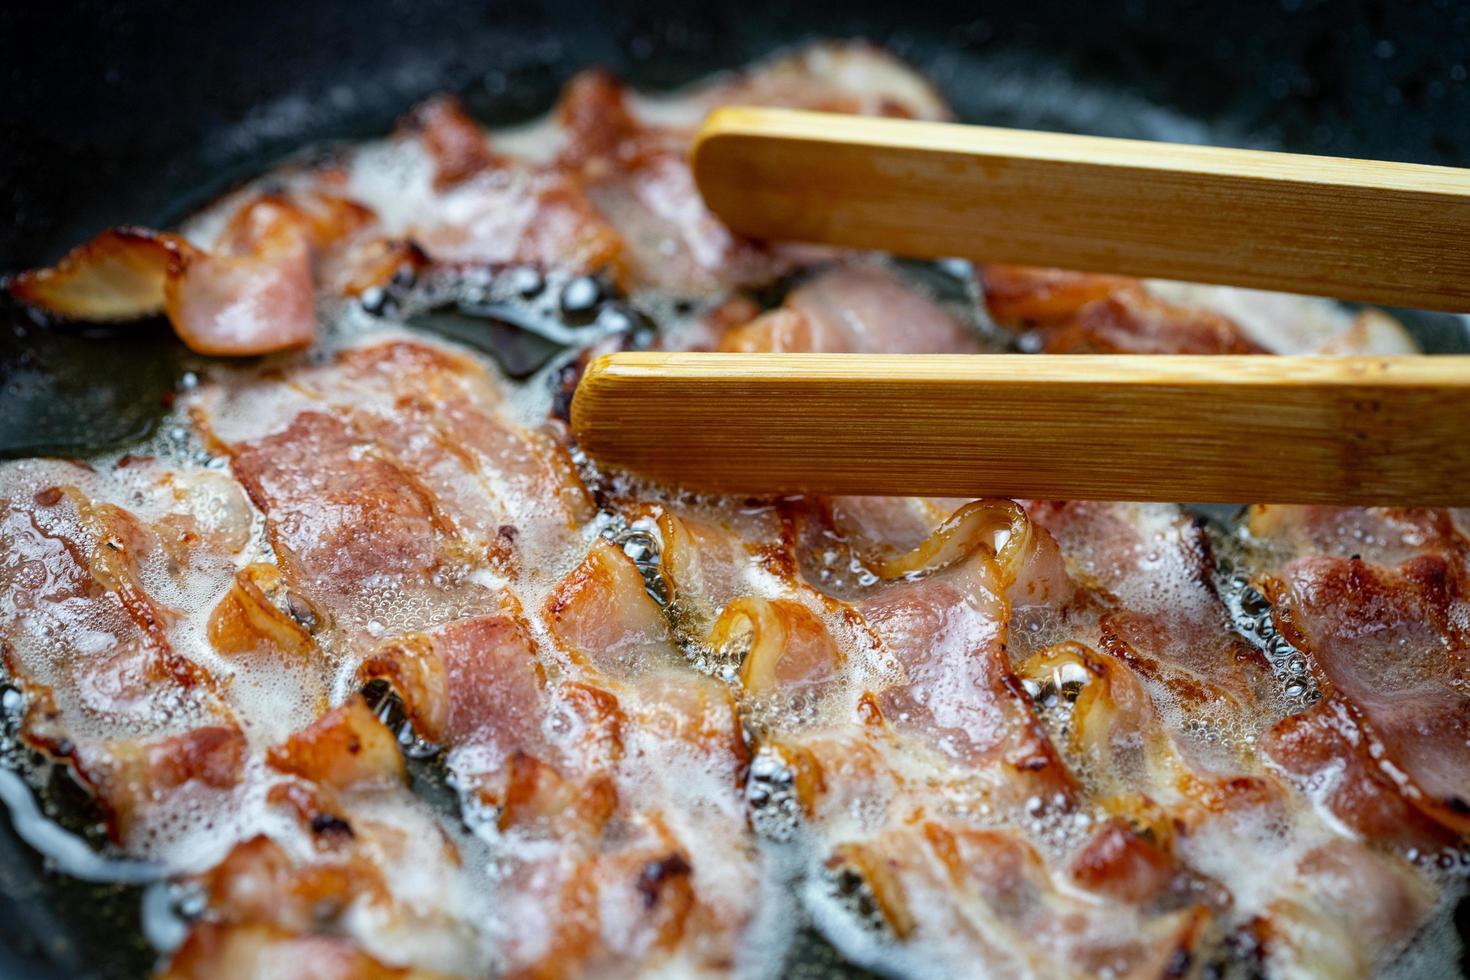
[{"xmin": 2, "ymin": 1, "xmax": 1469, "ymax": 976}]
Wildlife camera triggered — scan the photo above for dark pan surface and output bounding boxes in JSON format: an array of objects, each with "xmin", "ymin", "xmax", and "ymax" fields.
[{"xmin": 1, "ymin": 2, "xmax": 1469, "ymax": 977}]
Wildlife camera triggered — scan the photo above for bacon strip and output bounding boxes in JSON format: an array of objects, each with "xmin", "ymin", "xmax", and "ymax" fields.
[
  {"xmin": 722, "ymin": 263, "xmax": 981, "ymax": 354},
  {"xmin": 824, "ymin": 823, "xmax": 1211, "ymax": 977},
  {"xmin": 1262, "ymin": 549, "xmax": 1470, "ymax": 846},
  {"xmin": 6, "ymin": 227, "xmax": 195, "ymax": 320},
  {"xmin": 8, "ymin": 190, "xmax": 379, "ymax": 354},
  {"xmin": 982, "ymin": 265, "xmax": 1266, "ymax": 354}
]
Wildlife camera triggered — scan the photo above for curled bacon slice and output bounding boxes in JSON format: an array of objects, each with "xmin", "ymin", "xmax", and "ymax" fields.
[
  {"xmin": 820, "ymin": 495, "xmax": 973, "ymax": 563},
  {"xmin": 709, "ymin": 597, "xmax": 844, "ymax": 695},
  {"xmin": 9, "ymin": 220, "xmax": 314, "ymax": 357},
  {"xmin": 11, "ymin": 220, "xmax": 316, "ymax": 356},
  {"xmin": 164, "ymin": 201, "xmax": 317, "ymax": 356},
  {"xmin": 6, "ymin": 227, "xmax": 196, "ymax": 320},
  {"xmin": 1017, "ymin": 642, "xmax": 1159, "ymax": 775},
  {"xmin": 403, "ymin": 95, "xmax": 503, "ymax": 189},
  {"xmin": 655, "ymin": 509, "xmax": 741, "ymax": 595},
  {"xmin": 872, "ymin": 499, "xmax": 1075, "ymax": 616},
  {"xmin": 9, "ymin": 191, "xmax": 374, "ymax": 355},
  {"xmin": 208, "ymin": 562, "xmax": 324, "ymax": 662},
  {"xmin": 544, "ymin": 539, "xmax": 681, "ymax": 676},
  {"xmin": 361, "ymin": 614, "xmax": 543, "ymax": 748},
  {"xmin": 1028, "ymin": 500, "xmax": 1270, "ymax": 707},
  {"xmin": 266, "ymin": 697, "xmax": 406, "ymax": 790},
  {"xmin": 858, "ymin": 552, "xmax": 1077, "ymax": 799}
]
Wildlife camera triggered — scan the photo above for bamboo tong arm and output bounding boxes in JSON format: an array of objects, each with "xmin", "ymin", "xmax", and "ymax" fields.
[
  {"xmin": 571, "ymin": 353, "xmax": 1470, "ymax": 505},
  {"xmin": 691, "ymin": 107, "xmax": 1470, "ymax": 312}
]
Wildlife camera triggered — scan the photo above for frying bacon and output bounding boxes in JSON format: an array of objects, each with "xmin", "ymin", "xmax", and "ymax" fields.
[
  {"xmin": 406, "ymin": 95, "xmax": 505, "ymax": 189},
  {"xmin": 199, "ymin": 835, "xmax": 379, "ymax": 935},
  {"xmin": 6, "ymin": 227, "xmax": 195, "ymax": 320},
  {"xmin": 857, "ymin": 540, "xmax": 1076, "ymax": 794},
  {"xmin": 1249, "ymin": 840, "xmax": 1435, "ymax": 978},
  {"xmin": 231, "ymin": 411, "xmax": 446, "ymax": 589},
  {"xmin": 554, "ymin": 69, "xmax": 645, "ymax": 168},
  {"xmin": 981, "ymin": 264, "xmax": 1135, "ymax": 326},
  {"xmin": 75, "ymin": 724, "xmax": 247, "ymax": 842},
  {"xmin": 715, "ymin": 597, "xmax": 845, "ymax": 694},
  {"xmin": 983, "ymin": 264, "xmax": 1266, "ymax": 354},
  {"xmin": 1068, "ymin": 817, "xmax": 1183, "ymax": 905},
  {"xmin": 1028, "ymin": 501, "xmax": 1271, "ymax": 707},
  {"xmin": 8, "ymin": 189, "xmax": 376, "ymax": 355},
  {"xmin": 0, "ymin": 466, "xmax": 251, "ymax": 841},
  {"xmin": 1, "ymin": 40, "xmax": 1460, "ymax": 980},
  {"xmin": 176, "ymin": 801, "xmax": 484, "ymax": 978},
  {"xmin": 545, "ymin": 539, "xmax": 683, "ymax": 677},
  {"xmin": 824, "ymin": 822, "xmax": 1211, "ymax": 977},
  {"xmin": 266, "ymin": 697, "xmax": 407, "ymax": 790},
  {"xmin": 163, "ymin": 209, "xmax": 317, "ymax": 356},
  {"xmin": 359, "ymin": 611, "xmax": 622, "ymax": 826},
  {"xmin": 1262, "ymin": 695, "xmax": 1465, "ymax": 851},
  {"xmin": 1258, "ymin": 546, "xmax": 1470, "ymax": 848},
  {"xmin": 410, "ymin": 167, "xmax": 628, "ymax": 280},
  {"xmin": 722, "ymin": 263, "xmax": 982, "ymax": 354}
]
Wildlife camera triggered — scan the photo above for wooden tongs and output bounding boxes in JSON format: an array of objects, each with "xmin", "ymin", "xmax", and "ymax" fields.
[{"xmin": 571, "ymin": 109, "xmax": 1470, "ymax": 504}]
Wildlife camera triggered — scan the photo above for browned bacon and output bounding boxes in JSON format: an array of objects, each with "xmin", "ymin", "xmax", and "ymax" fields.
[
  {"xmin": 267, "ymin": 697, "xmax": 407, "ymax": 789},
  {"xmin": 6, "ymin": 227, "xmax": 196, "ymax": 320},
  {"xmin": 545, "ymin": 539, "xmax": 684, "ymax": 677},
  {"xmin": 983, "ymin": 264, "xmax": 1266, "ymax": 354},
  {"xmin": 1258, "ymin": 542, "xmax": 1470, "ymax": 849},
  {"xmin": 722, "ymin": 263, "xmax": 982, "ymax": 354},
  {"xmin": 406, "ymin": 95, "xmax": 506, "ymax": 189},
  {"xmin": 8, "ymin": 189, "xmax": 377, "ymax": 355},
  {"xmin": 981, "ymin": 264, "xmax": 1135, "ymax": 326}
]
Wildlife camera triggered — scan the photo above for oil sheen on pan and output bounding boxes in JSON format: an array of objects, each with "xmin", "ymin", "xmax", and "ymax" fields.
[{"xmin": 1, "ymin": 42, "xmax": 1465, "ymax": 980}]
